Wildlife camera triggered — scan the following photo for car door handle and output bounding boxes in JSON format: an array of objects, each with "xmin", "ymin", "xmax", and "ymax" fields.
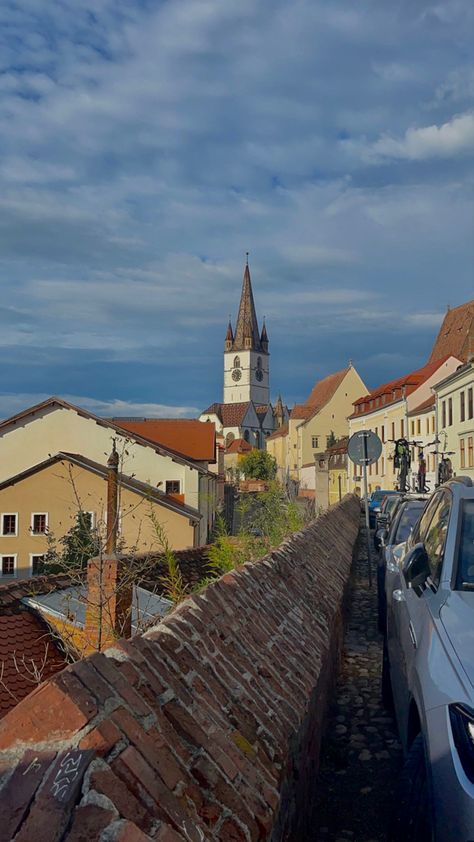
[
  {"xmin": 409, "ymin": 622, "xmax": 417, "ymax": 649},
  {"xmin": 392, "ymin": 589, "xmax": 405, "ymax": 602}
]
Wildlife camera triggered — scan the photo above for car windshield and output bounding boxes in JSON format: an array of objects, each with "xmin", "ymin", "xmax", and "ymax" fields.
[
  {"xmin": 393, "ymin": 502, "xmax": 426, "ymax": 544},
  {"xmin": 456, "ymin": 499, "xmax": 474, "ymax": 590}
]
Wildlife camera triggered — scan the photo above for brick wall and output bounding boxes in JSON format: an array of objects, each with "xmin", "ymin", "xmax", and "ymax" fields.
[{"xmin": 0, "ymin": 495, "xmax": 360, "ymax": 842}]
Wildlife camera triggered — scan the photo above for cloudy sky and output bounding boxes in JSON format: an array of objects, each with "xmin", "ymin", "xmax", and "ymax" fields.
[{"xmin": 1, "ymin": 0, "xmax": 473, "ymax": 418}]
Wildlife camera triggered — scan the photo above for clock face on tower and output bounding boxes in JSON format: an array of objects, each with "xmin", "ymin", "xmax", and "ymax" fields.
[
  {"xmin": 232, "ymin": 368, "xmax": 242, "ymax": 381},
  {"xmin": 255, "ymin": 369, "xmax": 263, "ymax": 382}
]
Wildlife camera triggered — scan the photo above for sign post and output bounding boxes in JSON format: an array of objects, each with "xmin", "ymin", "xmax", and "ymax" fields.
[{"xmin": 347, "ymin": 430, "xmax": 382, "ymax": 587}]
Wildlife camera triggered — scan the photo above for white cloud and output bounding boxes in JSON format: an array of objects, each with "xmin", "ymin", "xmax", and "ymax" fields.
[{"xmin": 370, "ymin": 112, "xmax": 474, "ymax": 161}]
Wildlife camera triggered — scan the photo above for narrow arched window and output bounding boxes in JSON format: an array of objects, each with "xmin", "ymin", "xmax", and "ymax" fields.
[
  {"xmin": 233, "ymin": 356, "xmax": 240, "ymax": 368},
  {"xmin": 257, "ymin": 356, "xmax": 262, "ymax": 369},
  {"xmin": 244, "ymin": 429, "xmax": 250, "ymax": 442}
]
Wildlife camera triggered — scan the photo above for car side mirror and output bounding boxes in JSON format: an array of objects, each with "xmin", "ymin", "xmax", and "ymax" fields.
[
  {"xmin": 403, "ymin": 543, "xmax": 430, "ymax": 593},
  {"xmin": 379, "ymin": 528, "xmax": 388, "ymax": 547}
]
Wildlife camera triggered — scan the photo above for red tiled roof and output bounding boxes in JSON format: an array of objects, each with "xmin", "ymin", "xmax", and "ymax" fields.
[
  {"xmin": 290, "ymin": 404, "xmax": 312, "ymax": 420},
  {"xmin": 112, "ymin": 418, "xmax": 216, "ymax": 463},
  {"xmin": 226, "ymin": 438, "xmax": 253, "ymax": 453},
  {"xmin": 290, "ymin": 367, "xmax": 349, "ymax": 422},
  {"xmin": 408, "ymin": 395, "xmax": 435, "ymax": 416},
  {"xmin": 351, "ymin": 356, "xmax": 453, "ymax": 417},
  {"xmin": 429, "ymin": 300, "xmax": 474, "ymax": 364},
  {"xmin": 0, "ymin": 576, "xmax": 71, "ymax": 718},
  {"xmin": 267, "ymin": 423, "xmax": 289, "ymax": 441},
  {"xmin": 306, "ymin": 367, "xmax": 350, "ymax": 410}
]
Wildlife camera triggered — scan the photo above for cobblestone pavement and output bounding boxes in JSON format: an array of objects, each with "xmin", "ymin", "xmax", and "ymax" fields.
[{"xmin": 310, "ymin": 525, "xmax": 403, "ymax": 842}]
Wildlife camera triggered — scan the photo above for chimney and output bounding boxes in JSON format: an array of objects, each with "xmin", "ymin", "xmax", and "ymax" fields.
[{"xmin": 84, "ymin": 441, "xmax": 132, "ymax": 651}]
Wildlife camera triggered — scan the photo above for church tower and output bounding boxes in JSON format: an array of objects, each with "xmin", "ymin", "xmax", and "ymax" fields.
[{"xmin": 223, "ymin": 260, "xmax": 270, "ymax": 406}]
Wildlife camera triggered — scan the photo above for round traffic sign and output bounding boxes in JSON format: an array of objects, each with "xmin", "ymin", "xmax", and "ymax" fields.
[{"xmin": 347, "ymin": 430, "xmax": 382, "ymax": 466}]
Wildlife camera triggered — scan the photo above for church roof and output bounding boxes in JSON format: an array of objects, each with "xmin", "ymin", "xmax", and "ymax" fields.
[
  {"xmin": 232, "ymin": 263, "xmax": 263, "ymax": 352},
  {"xmin": 202, "ymin": 401, "xmax": 254, "ymax": 427},
  {"xmin": 428, "ymin": 300, "xmax": 474, "ymax": 364}
]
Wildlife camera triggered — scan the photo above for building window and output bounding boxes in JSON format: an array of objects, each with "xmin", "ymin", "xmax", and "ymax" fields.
[
  {"xmin": 1, "ymin": 514, "xmax": 17, "ymax": 536},
  {"xmin": 400, "ymin": 419, "xmax": 404, "ymax": 437},
  {"xmin": 391, "ymin": 422, "xmax": 395, "ymax": 440},
  {"xmin": 442, "ymin": 401, "xmax": 446, "ymax": 428},
  {"xmin": 1, "ymin": 556, "xmax": 16, "ymax": 577},
  {"xmin": 165, "ymin": 480, "xmax": 181, "ymax": 495},
  {"xmin": 31, "ymin": 554, "xmax": 45, "ymax": 575},
  {"xmin": 381, "ymin": 425, "xmax": 385, "ymax": 443},
  {"xmin": 416, "ymin": 419, "xmax": 421, "ymax": 435},
  {"xmin": 311, "ymin": 436, "xmax": 319, "ymax": 448},
  {"xmin": 460, "ymin": 392, "xmax": 465, "ymax": 422},
  {"xmin": 460, "ymin": 439, "xmax": 466, "ymax": 469},
  {"xmin": 431, "ymin": 415, "xmax": 435, "ymax": 433},
  {"xmin": 77, "ymin": 511, "xmax": 95, "ymax": 529},
  {"xmin": 375, "ymin": 427, "xmax": 378, "ymax": 438},
  {"xmin": 233, "ymin": 356, "xmax": 240, "ymax": 368},
  {"xmin": 468, "ymin": 388, "xmax": 473, "ymax": 420},
  {"xmin": 381, "ymin": 456, "xmax": 385, "ymax": 474},
  {"xmin": 448, "ymin": 397, "xmax": 453, "ymax": 426},
  {"xmin": 31, "ymin": 513, "xmax": 48, "ymax": 534},
  {"xmin": 410, "ymin": 420, "xmax": 415, "ymax": 436},
  {"xmin": 468, "ymin": 437, "xmax": 473, "ymax": 468}
]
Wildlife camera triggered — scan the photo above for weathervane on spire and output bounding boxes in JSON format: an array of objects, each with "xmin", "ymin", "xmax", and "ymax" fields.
[{"xmin": 245, "ymin": 251, "xmax": 249, "ymax": 267}]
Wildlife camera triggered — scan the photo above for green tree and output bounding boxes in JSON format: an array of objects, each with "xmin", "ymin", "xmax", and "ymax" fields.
[
  {"xmin": 326, "ymin": 431, "xmax": 337, "ymax": 448},
  {"xmin": 44, "ymin": 512, "xmax": 101, "ymax": 573},
  {"xmin": 239, "ymin": 449, "xmax": 277, "ymax": 480}
]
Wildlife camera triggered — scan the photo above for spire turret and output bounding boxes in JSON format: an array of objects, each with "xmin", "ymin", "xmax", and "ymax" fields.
[
  {"xmin": 224, "ymin": 319, "xmax": 234, "ymax": 351},
  {"xmin": 260, "ymin": 320, "xmax": 268, "ymax": 352},
  {"xmin": 232, "ymin": 261, "xmax": 262, "ymax": 352}
]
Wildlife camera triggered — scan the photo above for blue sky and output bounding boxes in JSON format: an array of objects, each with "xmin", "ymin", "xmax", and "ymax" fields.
[{"xmin": 0, "ymin": 0, "xmax": 473, "ymax": 418}]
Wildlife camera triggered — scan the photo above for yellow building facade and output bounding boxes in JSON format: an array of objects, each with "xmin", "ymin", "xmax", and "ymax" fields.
[
  {"xmin": 433, "ymin": 360, "xmax": 474, "ymax": 482},
  {"xmin": 0, "ymin": 454, "xmax": 200, "ymax": 581},
  {"xmin": 348, "ymin": 356, "xmax": 462, "ymax": 494}
]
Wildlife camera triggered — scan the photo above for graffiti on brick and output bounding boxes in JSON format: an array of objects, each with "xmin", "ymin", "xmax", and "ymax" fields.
[{"xmin": 48, "ymin": 750, "xmax": 92, "ymax": 803}]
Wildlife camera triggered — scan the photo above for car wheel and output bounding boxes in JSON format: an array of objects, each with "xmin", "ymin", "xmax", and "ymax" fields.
[
  {"xmin": 381, "ymin": 637, "xmax": 393, "ymax": 710},
  {"xmin": 389, "ymin": 734, "xmax": 433, "ymax": 842}
]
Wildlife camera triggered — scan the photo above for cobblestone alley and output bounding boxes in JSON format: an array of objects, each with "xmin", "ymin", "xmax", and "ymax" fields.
[{"xmin": 309, "ymin": 524, "xmax": 403, "ymax": 842}]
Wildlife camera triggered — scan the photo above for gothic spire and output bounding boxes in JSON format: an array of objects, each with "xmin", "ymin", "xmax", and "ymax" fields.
[{"xmin": 232, "ymin": 260, "xmax": 262, "ymax": 352}]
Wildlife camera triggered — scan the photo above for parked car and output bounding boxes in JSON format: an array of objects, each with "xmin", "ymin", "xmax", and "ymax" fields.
[
  {"xmin": 374, "ymin": 492, "xmax": 402, "ymax": 549},
  {"xmin": 383, "ymin": 477, "xmax": 474, "ymax": 842},
  {"xmin": 376, "ymin": 495, "xmax": 427, "ymax": 632},
  {"xmin": 368, "ymin": 488, "xmax": 399, "ymax": 527}
]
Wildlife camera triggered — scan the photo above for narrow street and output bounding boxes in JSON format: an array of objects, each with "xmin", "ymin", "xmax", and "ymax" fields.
[{"xmin": 310, "ymin": 523, "xmax": 403, "ymax": 842}]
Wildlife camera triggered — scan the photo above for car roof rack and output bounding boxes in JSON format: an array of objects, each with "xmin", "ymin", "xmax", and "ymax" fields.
[{"xmin": 446, "ymin": 476, "xmax": 473, "ymax": 488}]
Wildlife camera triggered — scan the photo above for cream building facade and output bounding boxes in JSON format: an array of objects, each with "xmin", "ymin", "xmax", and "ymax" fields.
[
  {"xmin": 0, "ymin": 453, "xmax": 200, "ymax": 581},
  {"xmin": 348, "ymin": 356, "xmax": 462, "ymax": 494},
  {"xmin": 433, "ymin": 360, "xmax": 474, "ymax": 482},
  {"xmin": 0, "ymin": 398, "xmax": 215, "ymax": 547}
]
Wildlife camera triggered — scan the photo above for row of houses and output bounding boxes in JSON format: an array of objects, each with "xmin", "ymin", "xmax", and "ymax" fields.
[{"xmin": 267, "ymin": 300, "xmax": 474, "ymax": 502}]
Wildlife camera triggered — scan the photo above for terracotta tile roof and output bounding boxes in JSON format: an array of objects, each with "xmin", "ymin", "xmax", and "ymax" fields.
[
  {"xmin": 326, "ymin": 436, "xmax": 349, "ymax": 455},
  {"xmin": 0, "ymin": 576, "xmax": 71, "ymax": 718},
  {"xmin": 290, "ymin": 404, "xmax": 312, "ymax": 420},
  {"xmin": 408, "ymin": 395, "xmax": 436, "ymax": 416},
  {"xmin": 306, "ymin": 367, "xmax": 350, "ymax": 410},
  {"xmin": 226, "ymin": 438, "xmax": 253, "ymax": 453},
  {"xmin": 290, "ymin": 368, "xmax": 350, "ymax": 422},
  {"xmin": 351, "ymin": 356, "xmax": 453, "ymax": 417},
  {"xmin": 429, "ymin": 300, "xmax": 474, "ymax": 364},
  {"xmin": 112, "ymin": 418, "xmax": 216, "ymax": 463},
  {"xmin": 267, "ymin": 423, "xmax": 288, "ymax": 441},
  {"xmin": 0, "ymin": 396, "xmax": 208, "ymax": 473}
]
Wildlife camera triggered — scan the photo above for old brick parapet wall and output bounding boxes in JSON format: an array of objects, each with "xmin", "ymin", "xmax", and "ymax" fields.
[{"xmin": 0, "ymin": 494, "xmax": 360, "ymax": 842}]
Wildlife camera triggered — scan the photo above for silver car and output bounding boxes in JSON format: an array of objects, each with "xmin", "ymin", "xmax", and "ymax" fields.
[{"xmin": 384, "ymin": 477, "xmax": 474, "ymax": 841}]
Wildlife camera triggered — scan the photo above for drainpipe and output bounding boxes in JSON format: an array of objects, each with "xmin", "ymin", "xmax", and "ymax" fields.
[{"xmin": 106, "ymin": 439, "xmax": 119, "ymax": 554}]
